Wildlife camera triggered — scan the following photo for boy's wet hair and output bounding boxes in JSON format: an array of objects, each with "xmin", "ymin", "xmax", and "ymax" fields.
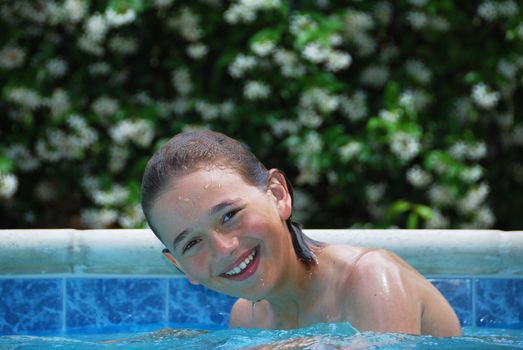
[{"xmin": 141, "ymin": 130, "xmax": 322, "ymax": 268}]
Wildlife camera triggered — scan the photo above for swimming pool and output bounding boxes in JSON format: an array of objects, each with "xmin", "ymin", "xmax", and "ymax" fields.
[{"xmin": 1, "ymin": 229, "xmax": 522, "ymax": 348}]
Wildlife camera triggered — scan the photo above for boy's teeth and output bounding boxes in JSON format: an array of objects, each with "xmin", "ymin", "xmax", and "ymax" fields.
[{"xmin": 225, "ymin": 249, "xmax": 256, "ymax": 276}]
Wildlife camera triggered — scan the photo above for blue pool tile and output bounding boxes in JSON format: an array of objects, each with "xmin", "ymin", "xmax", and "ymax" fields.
[
  {"xmin": 476, "ymin": 279, "xmax": 523, "ymax": 329},
  {"xmin": 66, "ymin": 278, "xmax": 166, "ymax": 330},
  {"xmin": 429, "ymin": 278, "xmax": 472, "ymax": 326},
  {"xmin": 169, "ymin": 278, "xmax": 236, "ymax": 327},
  {"xmin": 0, "ymin": 278, "xmax": 62, "ymax": 335}
]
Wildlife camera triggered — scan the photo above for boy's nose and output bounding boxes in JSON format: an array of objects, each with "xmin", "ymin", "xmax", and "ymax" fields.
[{"xmin": 211, "ymin": 230, "xmax": 239, "ymax": 256}]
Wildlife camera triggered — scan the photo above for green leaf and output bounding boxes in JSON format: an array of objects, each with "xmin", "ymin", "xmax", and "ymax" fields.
[
  {"xmin": 407, "ymin": 212, "xmax": 418, "ymax": 229},
  {"xmin": 414, "ymin": 204, "xmax": 432, "ymax": 220},
  {"xmin": 108, "ymin": 0, "xmax": 144, "ymax": 12},
  {"xmin": 0, "ymin": 157, "xmax": 13, "ymax": 172}
]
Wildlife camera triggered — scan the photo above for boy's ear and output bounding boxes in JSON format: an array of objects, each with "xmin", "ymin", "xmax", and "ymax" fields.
[
  {"xmin": 267, "ymin": 169, "xmax": 292, "ymax": 221},
  {"xmin": 162, "ymin": 249, "xmax": 200, "ymax": 285}
]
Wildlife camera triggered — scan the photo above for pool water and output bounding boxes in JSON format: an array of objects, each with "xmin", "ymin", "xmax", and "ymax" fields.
[{"xmin": 1, "ymin": 323, "xmax": 522, "ymax": 349}]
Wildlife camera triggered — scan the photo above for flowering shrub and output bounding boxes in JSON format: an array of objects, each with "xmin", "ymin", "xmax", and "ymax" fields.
[{"xmin": 1, "ymin": 0, "xmax": 522, "ymax": 230}]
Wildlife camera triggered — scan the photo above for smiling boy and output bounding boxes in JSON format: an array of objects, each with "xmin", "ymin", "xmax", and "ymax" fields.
[{"xmin": 141, "ymin": 130, "xmax": 461, "ymax": 336}]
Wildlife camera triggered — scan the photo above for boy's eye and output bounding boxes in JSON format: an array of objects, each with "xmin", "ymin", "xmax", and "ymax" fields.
[
  {"xmin": 183, "ymin": 239, "xmax": 200, "ymax": 253},
  {"xmin": 222, "ymin": 208, "xmax": 240, "ymax": 224}
]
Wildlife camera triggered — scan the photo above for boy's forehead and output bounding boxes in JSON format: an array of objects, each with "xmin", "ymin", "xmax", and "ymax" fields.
[{"xmin": 155, "ymin": 168, "xmax": 247, "ymax": 212}]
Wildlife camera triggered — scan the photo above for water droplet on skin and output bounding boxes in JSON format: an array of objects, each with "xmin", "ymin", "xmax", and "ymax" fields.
[
  {"xmin": 178, "ymin": 195, "xmax": 182, "ymax": 201},
  {"xmin": 218, "ymin": 183, "xmax": 222, "ymax": 188},
  {"xmin": 183, "ymin": 197, "xmax": 190, "ymax": 202},
  {"xmin": 204, "ymin": 183, "xmax": 210, "ymax": 189}
]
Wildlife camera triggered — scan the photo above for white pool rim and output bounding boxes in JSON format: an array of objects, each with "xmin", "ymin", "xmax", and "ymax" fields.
[{"xmin": 1, "ymin": 229, "xmax": 522, "ymax": 277}]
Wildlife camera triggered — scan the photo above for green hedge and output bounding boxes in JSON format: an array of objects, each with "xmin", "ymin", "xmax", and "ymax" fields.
[{"xmin": 1, "ymin": 0, "xmax": 522, "ymax": 229}]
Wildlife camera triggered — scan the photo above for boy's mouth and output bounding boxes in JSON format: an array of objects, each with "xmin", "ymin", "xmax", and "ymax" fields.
[{"xmin": 220, "ymin": 246, "xmax": 260, "ymax": 281}]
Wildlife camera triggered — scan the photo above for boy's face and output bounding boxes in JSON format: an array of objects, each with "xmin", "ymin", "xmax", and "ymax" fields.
[{"xmin": 150, "ymin": 168, "xmax": 293, "ymax": 300}]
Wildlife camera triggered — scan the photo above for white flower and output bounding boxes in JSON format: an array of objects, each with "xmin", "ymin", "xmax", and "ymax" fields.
[
  {"xmin": 302, "ymin": 42, "xmax": 328, "ymax": 63},
  {"xmin": 289, "ymin": 14, "xmax": 318, "ymax": 35},
  {"xmin": 0, "ymin": 45, "xmax": 26, "ymax": 69},
  {"xmin": 195, "ymin": 101, "xmax": 220, "ymax": 120},
  {"xmin": 6, "ymin": 145, "xmax": 40, "ymax": 171},
  {"xmin": 110, "ymin": 119, "xmax": 155, "ymax": 147},
  {"xmin": 118, "ymin": 204, "xmax": 146, "ymax": 228},
  {"xmin": 154, "ymin": 0, "xmax": 175, "ymax": 8},
  {"xmin": 170, "ymin": 7, "xmax": 203, "ymax": 41},
  {"xmin": 406, "ymin": 11, "xmax": 428, "ymax": 29},
  {"xmin": 291, "ymin": 189, "xmax": 316, "ymax": 224},
  {"xmin": 273, "ymin": 49, "xmax": 305, "ymax": 78},
  {"xmin": 81, "ymin": 208, "xmax": 118, "ymax": 228},
  {"xmin": 297, "ymin": 108, "xmax": 323, "ymax": 128},
  {"xmin": 373, "ymin": 1, "xmax": 393, "ymax": 25},
  {"xmin": 77, "ymin": 35, "xmax": 104, "ymax": 56},
  {"xmin": 360, "ymin": 65, "xmax": 389, "ymax": 88},
  {"xmin": 109, "ymin": 145, "xmax": 129, "ymax": 173},
  {"xmin": 224, "ymin": 4, "xmax": 256, "ymax": 24},
  {"xmin": 0, "ymin": 172, "xmax": 19, "ymax": 198},
  {"xmin": 380, "ymin": 44, "xmax": 400, "ymax": 62},
  {"xmin": 429, "ymin": 16, "xmax": 450, "ymax": 32},
  {"xmin": 251, "ymin": 40, "xmax": 276, "ymax": 56},
  {"xmin": 401, "ymin": 89, "xmax": 430, "ymax": 112},
  {"xmin": 220, "ymin": 100, "xmax": 236, "ymax": 117},
  {"xmin": 187, "ymin": 43, "xmax": 208, "ymax": 59},
  {"xmin": 428, "ymin": 184, "xmax": 453, "ymax": 206},
  {"xmin": 270, "ymin": 119, "xmax": 299, "ymax": 137},
  {"xmin": 85, "ymin": 14, "xmax": 108, "ymax": 42},
  {"xmin": 457, "ymin": 183, "xmax": 490, "ymax": 214},
  {"xmin": 345, "ymin": 10, "xmax": 374, "ymax": 34},
  {"xmin": 243, "ymin": 80, "xmax": 271, "ymax": 100},
  {"xmin": 497, "ymin": 59, "xmax": 517, "ymax": 79},
  {"xmin": 109, "ymin": 36, "xmax": 138, "ymax": 55},
  {"xmin": 62, "ymin": 0, "xmax": 87, "ymax": 23},
  {"xmin": 405, "ymin": 59, "xmax": 432, "ymax": 84},
  {"xmin": 497, "ymin": 1, "xmax": 519, "ymax": 18},
  {"xmin": 81, "ymin": 176, "xmax": 100, "ymax": 192},
  {"xmin": 172, "ymin": 67, "xmax": 193, "ymax": 95},
  {"xmin": 7, "ymin": 87, "xmax": 42, "ymax": 110},
  {"xmin": 325, "ymin": 50, "xmax": 352, "ymax": 72},
  {"xmin": 89, "ymin": 62, "xmax": 111, "ymax": 75},
  {"xmin": 424, "ymin": 209, "xmax": 449, "ymax": 229},
  {"xmin": 224, "ymin": 0, "xmax": 281, "ymax": 24},
  {"xmin": 366, "ymin": 183, "xmax": 385, "ymax": 202},
  {"xmin": 449, "ymin": 141, "xmax": 467, "ymax": 160},
  {"xmin": 390, "ymin": 132, "xmax": 420, "ymax": 162},
  {"xmin": 47, "ymin": 89, "xmax": 70, "ymax": 117},
  {"xmin": 472, "ymin": 206, "xmax": 495, "ymax": 228},
  {"xmin": 45, "ymin": 58, "xmax": 68, "ymax": 77},
  {"xmin": 228, "ymin": 54, "xmax": 257, "ymax": 78},
  {"xmin": 379, "ymin": 109, "xmax": 400, "ymax": 123},
  {"xmin": 406, "ymin": 166, "xmax": 432, "ymax": 188},
  {"xmin": 339, "ymin": 91, "xmax": 368, "ymax": 122},
  {"xmin": 512, "ymin": 124, "xmax": 523, "ymax": 146},
  {"xmin": 66, "ymin": 114, "xmax": 86, "ymax": 130},
  {"xmin": 477, "ymin": 2, "xmax": 497, "ymax": 21},
  {"xmin": 92, "ymin": 96, "xmax": 119, "ymax": 117},
  {"xmin": 300, "ymin": 88, "xmax": 339, "ymax": 114},
  {"xmin": 105, "ymin": 8, "xmax": 136, "ymax": 27},
  {"xmin": 517, "ymin": 23, "xmax": 523, "ymax": 40},
  {"xmin": 460, "ymin": 165, "xmax": 483, "ymax": 183},
  {"xmin": 172, "ymin": 97, "xmax": 190, "ymax": 115},
  {"xmin": 471, "ymin": 83, "xmax": 500, "ymax": 109},
  {"xmin": 408, "ymin": 0, "xmax": 428, "ymax": 7},
  {"xmin": 92, "ymin": 185, "xmax": 130, "ymax": 206},
  {"xmin": 339, "ymin": 142, "xmax": 362, "ymax": 162},
  {"xmin": 35, "ymin": 139, "xmax": 61, "ymax": 162},
  {"xmin": 467, "ymin": 142, "xmax": 487, "ymax": 160}
]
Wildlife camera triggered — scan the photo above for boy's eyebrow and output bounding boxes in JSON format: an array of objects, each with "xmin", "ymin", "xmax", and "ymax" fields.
[{"xmin": 171, "ymin": 198, "xmax": 240, "ymax": 251}]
